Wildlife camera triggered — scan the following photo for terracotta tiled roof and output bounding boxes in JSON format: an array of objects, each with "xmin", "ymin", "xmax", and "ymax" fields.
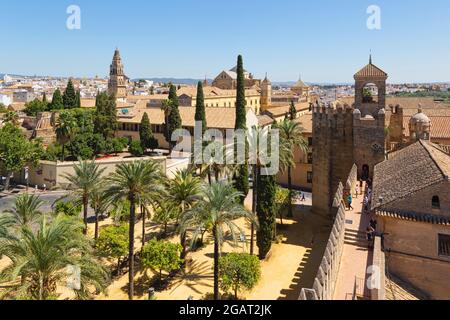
[
  {"xmin": 354, "ymin": 62, "xmax": 388, "ymax": 79},
  {"xmin": 264, "ymin": 102, "xmax": 310, "ymax": 118},
  {"xmin": 118, "ymin": 105, "xmax": 252, "ymax": 129},
  {"xmin": 295, "ymin": 113, "xmax": 313, "ymax": 133},
  {"xmin": 376, "ymin": 209, "xmax": 450, "ymax": 226},
  {"xmin": 372, "ymin": 140, "xmax": 450, "ymax": 210},
  {"xmin": 403, "ymin": 116, "xmax": 450, "ymax": 139},
  {"xmin": 257, "ymin": 115, "xmax": 274, "ymax": 127}
]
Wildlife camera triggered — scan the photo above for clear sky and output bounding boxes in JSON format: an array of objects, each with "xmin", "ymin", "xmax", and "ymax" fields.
[{"xmin": 1, "ymin": 0, "xmax": 449, "ymax": 83}]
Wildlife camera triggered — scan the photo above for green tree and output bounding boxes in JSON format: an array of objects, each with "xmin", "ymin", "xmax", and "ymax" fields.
[
  {"xmin": 55, "ymin": 111, "xmax": 77, "ymax": 161},
  {"xmin": 152, "ymin": 202, "xmax": 177, "ymax": 237},
  {"xmin": 166, "ymin": 169, "xmax": 202, "ymax": 259},
  {"xmin": 233, "ymin": 55, "xmax": 249, "ymax": 203},
  {"xmin": 24, "ymin": 98, "xmax": 47, "ymax": 116},
  {"xmin": 0, "ymin": 214, "xmax": 108, "ymax": 300},
  {"xmin": 256, "ymin": 173, "xmax": 276, "ymax": 259},
  {"xmin": 90, "ymin": 184, "xmax": 110, "ymax": 241},
  {"xmin": 141, "ymin": 238, "xmax": 183, "ymax": 286},
  {"xmin": 96, "ymin": 223, "xmax": 129, "ymax": 273},
  {"xmin": 3, "ymin": 111, "xmax": 19, "ymax": 126},
  {"xmin": 94, "ymin": 92, "xmax": 118, "ymax": 140},
  {"xmin": 63, "ymin": 79, "xmax": 77, "ymax": 109},
  {"xmin": 42, "ymin": 92, "xmax": 48, "ymax": 105},
  {"xmin": 195, "ymin": 81, "xmax": 207, "ymax": 135},
  {"xmin": 180, "ymin": 182, "xmax": 256, "ymax": 300},
  {"xmin": 0, "ymin": 124, "xmax": 44, "ymax": 191},
  {"xmin": 167, "ymin": 85, "xmax": 182, "ymax": 151},
  {"xmin": 62, "ymin": 159, "xmax": 106, "ymax": 235},
  {"xmin": 129, "ymin": 140, "xmax": 144, "ymax": 157},
  {"xmin": 274, "ymin": 186, "xmax": 290, "ymax": 226},
  {"xmin": 104, "ymin": 160, "xmax": 164, "ymax": 300},
  {"xmin": 111, "ymin": 137, "xmax": 128, "ymax": 155},
  {"xmin": 219, "ymin": 252, "xmax": 261, "ymax": 299},
  {"xmin": 289, "ymin": 100, "xmax": 297, "ymax": 120},
  {"xmin": 76, "ymin": 90, "xmax": 81, "ymax": 108},
  {"xmin": 4, "ymin": 194, "xmax": 44, "ymax": 228},
  {"xmin": 278, "ymin": 119, "xmax": 309, "ymax": 218},
  {"xmin": 50, "ymin": 89, "xmax": 64, "ymax": 110},
  {"xmin": 139, "ymin": 112, "xmax": 154, "ymax": 152}
]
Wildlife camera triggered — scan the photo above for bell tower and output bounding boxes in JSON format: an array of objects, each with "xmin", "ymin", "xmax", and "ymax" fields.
[
  {"xmin": 108, "ymin": 49, "xmax": 127, "ymax": 101},
  {"xmin": 260, "ymin": 73, "xmax": 272, "ymax": 113}
]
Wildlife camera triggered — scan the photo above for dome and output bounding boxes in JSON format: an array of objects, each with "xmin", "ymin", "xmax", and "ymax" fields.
[{"xmin": 410, "ymin": 109, "xmax": 430, "ymax": 125}]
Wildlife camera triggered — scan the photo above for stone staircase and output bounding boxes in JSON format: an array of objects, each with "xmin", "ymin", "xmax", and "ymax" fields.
[{"xmin": 344, "ymin": 228, "xmax": 368, "ymax": 248}]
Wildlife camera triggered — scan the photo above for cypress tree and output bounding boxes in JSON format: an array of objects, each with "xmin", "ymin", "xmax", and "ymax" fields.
[
  {"xmin": 167, "ymin": 84, "xmax": 182, "ymax": 150},
  {"xmin": 76, "ymin": 90, "xmax": 81, "ymax": 108},
  {"xmin": 289, "ymin": 100, "xmax": 297, "ymax": 120},
  {"xmin": 139, "ymin": 112, "xmax": 153, "ymax": 152},
  {"xmin": 234, "ymin": 55, "xmax": 249, "ymax": 203},
  {"xmin": 256, "ymin": 171, "xmax": 276, "ymax": 260},
  {"xmin": 50, "ymin": 89, "xmax": 64, "ymax": 110},
  {"xmin": 63, "ymin": 79, "xmax": 77, "ymax": 109},
  {"xmin": 42, "ymin": 92, "xmax": 47, "ymax": 104},
  {"xmin": 194, "ymin": 81, "xmax": 207, "ymax": 135}
]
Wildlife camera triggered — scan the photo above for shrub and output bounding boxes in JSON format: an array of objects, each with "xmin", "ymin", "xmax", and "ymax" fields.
[
  {"xmin": 54, "ymin": 200, "xmax": 82, "ymax": 217},
  {"xmin": 129, "ymin": 140, "xmax": 144, "ymax": 157}
]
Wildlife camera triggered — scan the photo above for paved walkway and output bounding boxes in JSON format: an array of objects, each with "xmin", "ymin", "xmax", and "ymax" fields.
[{"xmin": 334, "ymin": 184, "xmax": 373, "ymax": 300}]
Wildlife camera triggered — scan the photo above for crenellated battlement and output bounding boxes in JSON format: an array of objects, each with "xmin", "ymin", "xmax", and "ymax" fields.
[{"xmin": 313, "ymin": 103, "xmax": 354, "ymax": 132}]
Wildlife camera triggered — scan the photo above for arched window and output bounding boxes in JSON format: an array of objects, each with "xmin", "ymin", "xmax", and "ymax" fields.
[{"xmin": 432, "ymin": 196, "xmax": 440, "ymax": 209}]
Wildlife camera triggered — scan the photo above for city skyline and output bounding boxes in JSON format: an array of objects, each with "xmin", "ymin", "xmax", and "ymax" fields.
[{"xmin": 1, "ymin": 0, "xmax": 450, "ymax": 83}]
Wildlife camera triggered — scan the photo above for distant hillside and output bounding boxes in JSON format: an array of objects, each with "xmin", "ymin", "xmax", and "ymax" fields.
[{"xmin": 133, "ymin": 78, "xmax": 213, "ymax": 86}]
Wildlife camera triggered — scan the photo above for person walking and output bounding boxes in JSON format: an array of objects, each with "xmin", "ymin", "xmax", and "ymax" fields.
[
  {"xmin": 355, "ymin": 185, "xmax": 360, "ymax": 199},
  {"xmin": 347, "ymin": 194, "xmax": 354, "ymax": 210}
]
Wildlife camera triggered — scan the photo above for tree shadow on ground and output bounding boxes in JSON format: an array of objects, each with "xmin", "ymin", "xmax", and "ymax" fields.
[{"xmin": 277, "ymin": 204, "xmax": 333, "ymax": 300}]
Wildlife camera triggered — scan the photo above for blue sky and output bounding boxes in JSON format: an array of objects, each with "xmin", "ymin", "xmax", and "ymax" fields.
[{"xmin": 1, "ymin": 0, "xmax": 449, "ymax": 83}]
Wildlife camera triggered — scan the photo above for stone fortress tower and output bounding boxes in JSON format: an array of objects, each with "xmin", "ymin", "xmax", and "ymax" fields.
[
  {"xmin": 312, "ymin": 57, "xmax": 388, "ymax": 217},
  {"xmin": 108, "ymin": 49, "xmax": 128, "ymax": 101},
  {"xmin": 352, "ymin": 56, "xmax": 387, "ymax": 180}
]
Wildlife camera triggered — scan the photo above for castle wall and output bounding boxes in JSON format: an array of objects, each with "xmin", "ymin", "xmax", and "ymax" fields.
[{"xmin": 312, "ymin": 105, "xmax": 354, "ymax": 217}]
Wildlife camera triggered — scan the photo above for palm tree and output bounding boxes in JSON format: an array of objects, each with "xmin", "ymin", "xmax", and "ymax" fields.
[
  {"xmin": 0, "ymin": 214, "xmax": 108, "ymax": 300},
  {"xmin": 180, "ymin": 182, "xmax": 256, "ymax": 300},
  {"xmin": 104, "ymin": 160, "xmax": 163, "ymax": 300},
  {"xmin": 278, "ymin": 119, "xmax": 309, "ymax": 218},
  {"xmin": 89, "ymin": 184, "xmax": 110, "ymax": 241},
  {"xmin": 62, "ymin": 159, "xmax": 106, "ymax": 235},
  {"xmin": 0, "ymin": 215, "xmax": 13, "ymax": 240},
  {"xmin": 55, "ymin": 111, "xmax": 76, "ymax": 161},
  {"xmin": 167, "ymin": 169, "xmax": 202, "ymax": 259},
  {"xmin": 4, "ymin": 193, "xmax": 44, "ymax": 228}
]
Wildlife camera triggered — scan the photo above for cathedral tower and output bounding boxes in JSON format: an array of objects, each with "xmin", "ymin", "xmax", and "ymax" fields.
[
  {"xmin": 260, "ymin": 74, "xmax": 272, "ymax": 112},
  {"xmin": 108, "ymin": 49, "xmax": 127, "ymax": 101}
]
